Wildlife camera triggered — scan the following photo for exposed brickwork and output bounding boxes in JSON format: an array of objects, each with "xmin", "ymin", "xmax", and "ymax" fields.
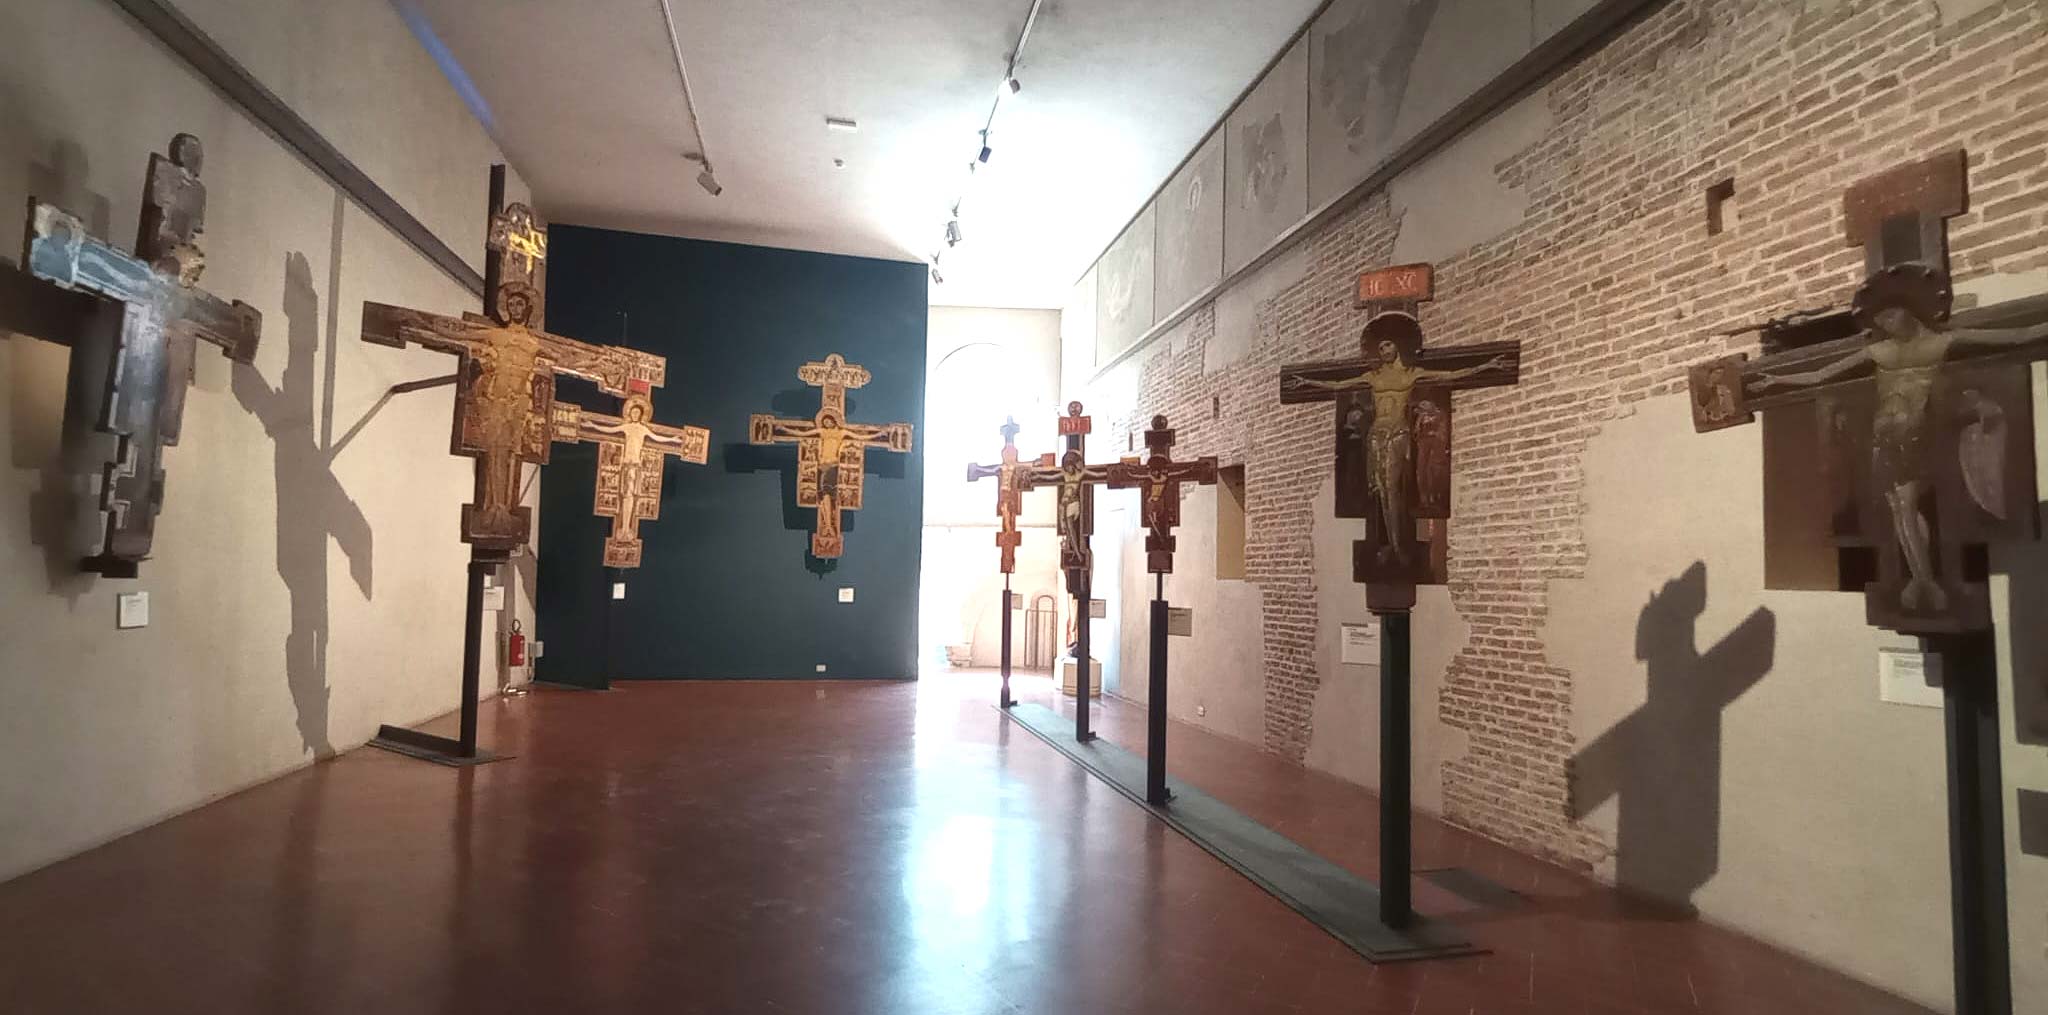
[{"xmin": 1098, "ymin": 0, "xmax": 2048, "ymax": 868}]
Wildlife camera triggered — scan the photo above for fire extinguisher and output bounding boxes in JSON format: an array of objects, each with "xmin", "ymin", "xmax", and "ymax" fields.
[{"xmin": 508, "ymin": 619, "xmax": 527, "ymax": 668}]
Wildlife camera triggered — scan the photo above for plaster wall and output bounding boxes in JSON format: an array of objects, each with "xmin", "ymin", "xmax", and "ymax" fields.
[{"xmin": 0, "ymin": 0, "xmax": 528, "ymax": 881}]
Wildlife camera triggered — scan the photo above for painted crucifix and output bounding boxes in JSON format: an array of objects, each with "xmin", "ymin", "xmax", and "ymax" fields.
[
  {"xmin": 748, "ymin": 353, "xmax": 913, "ymax": 559},
  {"xmin": 1108, "ymin": 414, "xmax": 1218, "ymax": 573},
  {"xmin": 359, "ymin": 199, "xmax": 664, "ymax": 553},
  {"xmin": 965, "ymin": 417, "xmax": 1054, "ymax": 573},
  {"xmin": 1688, "ymin": 149, "xmax": 2048, "ymax": 634},
  {"xmin": 1018, "ymin": 402, "xmax": 1127, "ymax": 587},
  {"xmin": 550, "ymin": 379, "xmax": 710, "ymax": 568},
  {"xmin": 1279, "ymin": 267, "xmax": 1518, "ymax": 608},
  {"xmin": 7, "ymin": 133, "xmax": 262, "ymax": 575}
]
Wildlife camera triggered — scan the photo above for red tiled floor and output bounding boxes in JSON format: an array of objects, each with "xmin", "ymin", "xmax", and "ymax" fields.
[{"xmin": 0, "ymin": 670, "xmax": 1932, "ymax": 1014}]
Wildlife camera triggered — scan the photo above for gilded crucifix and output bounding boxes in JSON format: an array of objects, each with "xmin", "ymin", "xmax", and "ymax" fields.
[
  {"xmin": 1108, "ymin": 415, "xmax": 1218, "ymax": 573},
  {"xmin": 1279, "ymin": 288, "xmax": 1518, "ymax": 606},
  {"xmin": 551, "ymin": 379, "xmax": 710, "ymax": 568},
  {"xmin": 748, "ymin": 353, "xmax": 913, "ymax": 558},
  {"xmin": 360, "ymin": 200, "xmax": 663, "ymax": 552},
  {"xmin": 1688, "ymin": 150, "xmax": 2048, "ymax": 633},
  {"xmin": 7, "ymin": 133, "xmax": 262, "ymax": 575},
  {"xmin": 965, "ymin": 417, "xmax": 1053, "ymax": 573}
]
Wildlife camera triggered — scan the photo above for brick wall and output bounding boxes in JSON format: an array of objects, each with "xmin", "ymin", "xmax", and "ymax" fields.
[{"xmin": 1095, "ymin": 0, "xmax": 2048, "ymax": 868}]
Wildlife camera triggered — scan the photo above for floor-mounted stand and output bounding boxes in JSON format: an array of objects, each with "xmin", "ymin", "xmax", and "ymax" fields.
[
  {"xmin": 1933, "ymin": 630, "xmax": 2011, "ymax": 1015},
  {"xmin": 1147, "ymin": 573, "xmax": 1171, "ymax": 806},
  {"xmin": 1072, "ymin": 568, "xmax": 1094, "ymax": 742},
  {"xmin": 369, "ymin": 549, "xmax": 511, "ymax": 765},
  {"xmin": 999, "ymin": 574, "xmax": 1014, "ymax": 709},
  {"xmin": 1375, "ymin": 606, "xmax": 1413, "ymax": 928}
]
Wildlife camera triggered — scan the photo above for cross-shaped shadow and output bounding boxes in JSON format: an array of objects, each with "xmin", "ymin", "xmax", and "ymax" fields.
[
  {"xmin": 1569, "ymin": 561, "xmax": 1776, "ymax": 916},
  {"xmin": 231, "ymin": 235, "xmax": 372, "ymax": 757}
]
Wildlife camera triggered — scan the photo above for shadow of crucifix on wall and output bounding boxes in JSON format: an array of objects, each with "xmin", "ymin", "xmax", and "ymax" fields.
[
  {"xmin": 232, "ymin": 229, "xmax": 373, "ymax": 758},
  {"xmin": 1569, "ymin": 561, "xmax": 1776, "ymax": 917}
]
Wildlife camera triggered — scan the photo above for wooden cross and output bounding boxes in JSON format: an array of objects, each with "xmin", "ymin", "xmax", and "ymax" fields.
[
  {"xmin": 966, "ymin": 416, "xmax": 1053, "ymax": 574},
  {"xmin": 1279, "ymin": 279, "xmax": 1519, "ymax": 608},
  {"xmin": 360, "ymin": 199, "xmax": 663, "ymax": 552},
  {"xmin": 5, "ymin": 133, "xmax": 262, "ymax": 576},
  {"xmin": 551, "ymin": 379, "xmax": 710, "ymax": 568},
  {"xmin": 1018, "ymin": 402, "xmax": 1131, "ymax": 590},
  {"xmin": 1108, "ymin": 415, "xmax": 1218, "ymax": 574},
  {"xmin": 748, "ymin": 353, "xmax": 913, "ymax": 559},
  {"xmin": 1688, "ymin": 149, "xmax": 2048, "ymax": 633}
]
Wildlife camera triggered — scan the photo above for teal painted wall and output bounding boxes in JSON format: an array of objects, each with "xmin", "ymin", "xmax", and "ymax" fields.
[{"xmin": 537, "ymin": 226, "xmax": 926, "ymax": 682}]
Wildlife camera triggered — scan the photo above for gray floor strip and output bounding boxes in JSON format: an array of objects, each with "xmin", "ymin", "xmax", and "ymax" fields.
[{"xmin": 1002, "ymin": 703, "xmax": 1481, "ymax": 963}]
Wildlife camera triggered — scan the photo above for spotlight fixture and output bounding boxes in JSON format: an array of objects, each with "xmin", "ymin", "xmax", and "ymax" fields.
[
  {"xmin": 1003, "ymin": 77, "xmax": 1021, "ymax": 96},
  {"xmin": 945, "ymin": 218, "xmax": 963, "ymax": 247},
  {"xmin": 930, "ymin": 265, "xmax": 944, "ymax": 285},
  {"xmin": 978, "ymin": 145, "xmax": 992, "ymax": 164},
  {"xmin": 697, "ymin": 167, "xmax": 722, "ymax": 196}
]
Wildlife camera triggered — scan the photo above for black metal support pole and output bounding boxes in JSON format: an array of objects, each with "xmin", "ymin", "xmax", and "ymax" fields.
[
  {"xmin": 599, "ymin": 567, "xmax": 622, "ymax": 691},
  {"xmin": 1935, "ymin": 630, "xmax": 2011, "ymax": 1015},
  {"xmin": 1378, "ymin": 608, "xmax": 1412, "ymax": 928},
  {"xmin": 1075, "ymin": 570, "xmax": 1094, "ymax": 742},
  {"xmin": 1000, "ymin": 575, "xmax": 1014, "ymax": 709},
  {"xmin": 1148, "ymin": 573, "xmax": 1169, "ymax": 805},
  {"xmin": 458, "ymin": 555, "xmax": 491, "ymax": 758}
]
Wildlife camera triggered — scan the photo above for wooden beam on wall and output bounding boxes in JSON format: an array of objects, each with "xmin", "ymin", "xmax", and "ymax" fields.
[{"xmin": 106, "ymin": 0, "xmax": 486, "ymax": 298}]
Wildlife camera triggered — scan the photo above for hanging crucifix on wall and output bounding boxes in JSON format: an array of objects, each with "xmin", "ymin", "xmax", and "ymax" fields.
[
  {"xmin": 748, "ymin": 353, "xmax": 914, "ymax": 559},
  {"xmin": 1685, "ymin": 148, "xmax": 2048, "ymax": 1015},
  {"xmin": 5, "ymin": 133, "xmax": 262, "ymax": 576},
  {"xmin": 1278, "ymin": 269, "xmax": 1518, "ymax": 610},
  {"xmin": 965, "ymin": 416, "xmax": 1053, "ymax": 573},
  {"xmin": 1107, "ymin": 415, "xmax": 1218, "ymax": 574},
  {"xmin": 550, "ymin": 379, "xmax": 710, "ymax": 568},
  {"xmin": 359, "ymin": 200, "xmax": 664, "ymax": 553}
]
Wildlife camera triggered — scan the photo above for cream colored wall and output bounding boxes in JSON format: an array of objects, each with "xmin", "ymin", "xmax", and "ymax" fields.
[
  {"xmin": 923, "ymin": 306, "xmax": 1062, "ymax": 668},
  {"xmin": 0, "ymin": 0, "xmax": 533, "ymax": 881}
]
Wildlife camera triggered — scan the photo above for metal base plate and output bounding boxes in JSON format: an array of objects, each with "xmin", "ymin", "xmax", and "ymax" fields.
[
  {"xmin": 1003, "ymin": 703, "xmax": 1480, "ymax": 963},
  {"xmin": 365, "ymin": 725, "xmax": 511, "ymax": 767}
]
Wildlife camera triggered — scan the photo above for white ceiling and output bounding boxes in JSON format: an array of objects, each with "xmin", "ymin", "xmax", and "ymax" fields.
[{"xmin": 400, "ymin": 0, "xmax": 1325, "ymax": 309}]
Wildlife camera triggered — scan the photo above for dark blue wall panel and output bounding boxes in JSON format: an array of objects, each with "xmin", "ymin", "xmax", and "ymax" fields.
[{"xmin": 537, "ymin": 226, "xmax": 926, "ymax": 682}]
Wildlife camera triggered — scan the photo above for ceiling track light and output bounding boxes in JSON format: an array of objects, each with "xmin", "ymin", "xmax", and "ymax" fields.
[
  {"xmin": 825, "ymin": 116, "xmax": 859, "ymax": 132},
  {"xmin": 945, "ymin": 219, "xmax": 963, "ymax": 247},
  {"xmin": 658, "ymin": 0, "xmax": 722, "ymax": 198}
]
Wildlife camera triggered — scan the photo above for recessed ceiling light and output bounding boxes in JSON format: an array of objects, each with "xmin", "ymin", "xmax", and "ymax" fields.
[{"xmin": 825, "ymin": 117, "xmax": 858, "ymax": 133}]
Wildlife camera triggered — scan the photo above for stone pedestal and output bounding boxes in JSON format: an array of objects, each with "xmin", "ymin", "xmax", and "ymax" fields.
[{"xmin": 1058, "ymin": 657, "xmax": 1102, "ymax": 699}]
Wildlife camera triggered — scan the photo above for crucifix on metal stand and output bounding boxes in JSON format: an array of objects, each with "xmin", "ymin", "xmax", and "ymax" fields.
[
  {"xmin": 967, "ymin": 416, "xmax": 1054, "ymax": 708},
  {"xmin": 357, "ymin": 165, "xmax": 664, "ymax": 763},
  {"xmin": 2, "ymin": 133, "xmax": 262, "ymax": 576},
  {"xmin": 1020, "ymin": 402, "xmax": 1129, "ymax": 741},
  {"xmin": 748, "ymin": 353, "xmax": 914, "ymax": 560},
  {"xmin": 1687, "ymin": 149, "xmax": 2048, "ymax": 1015},
  {"xmin": 1107, "ymin": 414, "xmax": 1217, "ymax": 804},
  {"xmin": 1279, "ymin": 262, "xmax": 1520, "ymax": 929}
]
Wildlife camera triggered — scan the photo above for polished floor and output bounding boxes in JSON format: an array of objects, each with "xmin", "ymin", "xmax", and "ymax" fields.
[{"xmin": 0, "ymin": 672, "xmax": 1931, "ymax": 1014}]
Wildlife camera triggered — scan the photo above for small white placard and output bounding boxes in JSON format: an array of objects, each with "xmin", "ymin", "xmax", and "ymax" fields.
[
  {"xmin": 116, "ymin": 591, "xmax": 149, "ymax": 630},
  {"xmin": 532, "ymin": 640, "xmax": 544, "ymax": 659},
  {"xmin": 1340, "ymin": 621, "xmax": 1379, "ymax": 664},
  {"xmin": 1009, "ymin": 591, "xmax": 1024, "ymax": 610},
  {"xmin": 1088, "ymin": 598, "xmax": 1107, "ymax": 618},
  {"xmin": 611, "ymin": 582, "xmax": 627, "ymax": 600},
  {"xmin": 1167, "ymin": 607, "xmax": 1194, "ymax": 637},
  {"xmin": 1879, "ymin": 648, "xmax": 1943, "ymax": 709},
  {"xmin": 481, "ymin": 586, "xmax": 506, "ymax": 611},
  {"xmin": 838, "ymin": 587, "xmax": 855, "ymax": 603}
]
